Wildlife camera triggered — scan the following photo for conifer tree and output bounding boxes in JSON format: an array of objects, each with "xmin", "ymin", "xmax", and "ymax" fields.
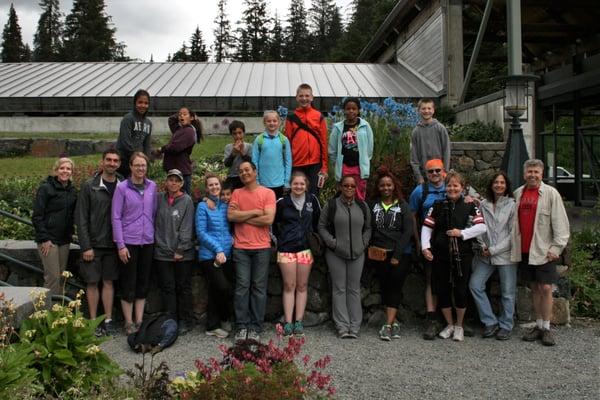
[
  {"xmin": 240, "ymin": 0, "xmax": 269, "ymax": 61},
  {"xmin": 33, "ymin": 0, "xmax": 63, "ymax": 61},
  {"xmin": 284, "ymin": 0, "xmax": 310, "ymax": 61},
  {"xmin": 308, "ymin": 0, "xmax": 334, "ymax": 61},
  {"xmin": 62, "ymin": 0, "xmax": 124, "ymax": 61},
  {"xmin": 189, "ymin": 26, "xmax": 209, "ymax": 61},
  {"xmin": 212, "ymin": 0, "xmax": 232, "ymax": 62},
  {"xmin": 232, "ymin": 28, "xmax": 251, "ymax": 62},
  {"xmin": 171, "ymin": 42, "xmax": 189, "ymax": 62},
  {"xmin": 326, "ymin": 5, "xmax": 344, "ymax": 61},
  {"xmin": 1, "ymin": 4, "xmax": 29, "ymax": 62},
  {"xmin": 267, "ymin": 12, "xmax": 284, "ymax": 61}
]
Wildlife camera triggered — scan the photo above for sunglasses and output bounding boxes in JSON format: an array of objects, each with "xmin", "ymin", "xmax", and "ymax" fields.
[{"xmin": 427, "ymin": 168, "xmax": 442, "ymax": 174}]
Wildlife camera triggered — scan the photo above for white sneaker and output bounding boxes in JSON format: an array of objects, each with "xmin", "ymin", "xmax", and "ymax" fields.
[
  {"xmin": 234, "ymin": 328, "xmax": 247, "ymax": 343},
  {"xmin": 247, "ymin": 330, "xmax": 260, "ymax": 342},
  {"xmin": 438, "ymin": 325, "xmax": 455, "ymax": 339},
  {"xmin": 206, "ymin": 328, "xmax": 229, "ymax": 339},
  {"xmin": 453, "ymin": 326, "xmax": 464, "ymax": 342}
]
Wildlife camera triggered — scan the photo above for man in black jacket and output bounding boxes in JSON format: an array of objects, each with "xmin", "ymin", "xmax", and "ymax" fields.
[{"xmin": 75, "ymin": 149, "xmax": 122, "ymax": 336}]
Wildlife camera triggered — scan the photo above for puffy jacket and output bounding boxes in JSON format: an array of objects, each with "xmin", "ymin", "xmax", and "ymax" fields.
[
  {"xmin": 329, "ymin": 118, "xmax": 374, "ymax": 181},
  {"xmin": 154, "ymin": 192, "xmax": 195, "ymax": 261},
  {"xmin": 274, "ymin": 193, "xmax": 321, "ymax": 253},
  {"xmin": 284, "ymin": 106, "xmax": 328, "ymax": 173},
  {"xmin": 195, "ymin": 196, "xmax": 233, "ymax": 261},
  {"xmin": 318, "ymin": 197, "xmax": 371, "ymax": 260},
  {"xmin": 162, "ymin": 114, "xmax": 196, "ymax": 175},
  {"xmin": 368, "ymin": 198, "xmax": 413, "ymax": 260},
  {"xmin": 477, "ymin": 196, "xmax": 515, "ymax": 265},
  {"xmin": 75, "ymin": 173, "xmax": 122, "ymax": 251},
  {"xmin": 32, "ymin": 176, "xmax": 77, "ymax": 245},
  {"xmin": 111, "ymin": 178, "xmax": 157, "ymax": 249}
]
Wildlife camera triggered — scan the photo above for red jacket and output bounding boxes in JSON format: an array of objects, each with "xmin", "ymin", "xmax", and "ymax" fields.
[{"xmin": 284, "ymin": 106, "xmax": 328, "ymax": 173}]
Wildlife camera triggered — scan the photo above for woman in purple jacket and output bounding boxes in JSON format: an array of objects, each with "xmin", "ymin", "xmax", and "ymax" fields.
[
  {"xmin": 112, "ymin": 152, "xmax": 158, "ymax": 335},
  {"xmin": 157, "ymin": 106, "xmax": 203, "ymax": 195}
]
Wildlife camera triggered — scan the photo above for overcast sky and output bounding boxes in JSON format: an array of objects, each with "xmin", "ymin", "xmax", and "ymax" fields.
[{"xmin": 1, "ymin": 0, "xmax": 353, "ymax": 61}]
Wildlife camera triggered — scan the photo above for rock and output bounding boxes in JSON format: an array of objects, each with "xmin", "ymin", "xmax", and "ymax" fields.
[
  {"xmin": 475, "ymin": 160, "xmax": 491, "ymax": 171},
  {"xmin": 551, "ymin": 297, "xmax": 570, "ymax": 325},
  {"xmin": 0, "ymin": 286, "xmax": 51, "ymax": 328},
  {"xmin": 480, "ymin": 151, "xmax": 495, "ymax": 162},
  {"xmin": 491, "ymin": 157, "xmax": 503, "ymax": 168},
  {"xmin": 397, "ymin": 305, "xmax": 418, "ymax": 323},
  {"xmin": 268, "ymin": 276, "xmax": 282, "ymax": 296},
  {"xmin": 0, "ymin": 138, "xmax": 32, "ymax": 157},
  {"xmin": 307, "ymin": 286, "xmax": 329, "ymax": 312},
  {"xmin": 93, "ymin": 140, "xmax": 117, "ymax": 154},
  {"xmin": 401, "ymin": 273, "xmax": 426, "ymax": 312},
  {"xmin": 457, "ymin": 156, "xmax": 475, "ymax": 172},
  {"xmin": 465, "ymin": 150, "xmax": 479, "ymax": 159},
  {"xmin": 556, "ymin": 265, "xmax": 569, "ymax": 277},
  {"xmin": 265, "ymin": 296, "xmax": 283, "ymax": 321},
  {"xmin": 67, "ymin": 139, "xmax": 96, "ymax": 156},
  {"xmin": 30, "ymin": 139, "xmax": 67, "ymax": 157},
  {"xmin": 308, "ymin": 269, "xmax": 328, "ymax": 291},
  {"xmin": 303, "ymin": 311, "xmax": 330, "ymax": 327},
  {"xmin": 489, "ymin": 281, "xmax": 501, "ymax": 297},
  {"xmin": 516, "ymin": 285, "xmax": 534, "ymax": 321},
  {"xmin": 554, "ymin": 277, "xmax": 571, "ymax": 299},
  {"xmin": 363, "ymin": 293, "xmax": 381, "ymax": 308},
  {"xmin": 191, "ymin": 273, "xmax": 208, "ymax": 321},
  {"xmin": 145, "ymin": 286, "xmax": 163, "ymax": 314},
  {"xmin": 367, "ymin": 309, "xmax": 386, "ymax": 327}
]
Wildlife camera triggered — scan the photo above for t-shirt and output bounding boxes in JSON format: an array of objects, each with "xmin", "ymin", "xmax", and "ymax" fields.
[
  {"xmin": 518, "ymin": 186, "xmax": 539, "ymax": 254},
  {"xmin": 341, "ymin": 119, "xmax": 360, "ymax": 167},
  {"xmin": 103, "ymin": 179, "xmax": 117, "ymax": 196},
  {"xmin": 409, "ymin": 182, "xmax": 447, "ymax": 221},
  {"xmin": 230, "ymin": 185, "xmax": 276, "ymax": 249}
]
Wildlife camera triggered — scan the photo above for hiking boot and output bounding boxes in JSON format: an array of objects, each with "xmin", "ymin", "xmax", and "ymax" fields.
[
  {"xmin": 293, "ymin": 320, "xmax": 305, "ymax": 337},
  {"xmin": 103, "ymin": 320, "xmax": 118, "ymax": 337},
  {"xmin": 234, "ymin": 328, "xmax": 247, "ymax": 343},
  {"xmin": 423, "ymin": 318, "xmax": 440, "ymax": 340},
  {"xmin": 390, "ymin": 323, "xmax": 401, "ymax": 339},
  {"xmin": 247, "ymin": 330, "xmax": 260, "ymax": 343},
  {"xmin": 206, "ymin": 328, "xmax": 229, "ymax": 339},
  {"xmin": 541, "ymin": 329, "xmax": 556, "ymax": 346},
  {"xmin": 495, "ymin": 328, "xmax": 511, "ymax": 341},
  {"xmin": 379, "ymin": 324, "xmax": 392, "ymax": 341},
  {"xmin": 283, "ymin": 322, "xmax": 294, "ymax": 338},
  {"xmin": 438, "ymin": 325, "xmax": 455, "ymax": 339},
  {"xmin": 522, "ymin": 326, "xmax": 543, "ymax": 342},
  {"xmin": 452, "ymin": 326, "xmax": 464, "ymax": 342},
  {"xmin": 482, "ymin": 324, "xmax": 499, "ymax": 338}
]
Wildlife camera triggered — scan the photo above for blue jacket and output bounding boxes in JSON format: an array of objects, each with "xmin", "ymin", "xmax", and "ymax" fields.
[
  {"xmin": 195, "ymin": 196, "xmax": 233, "ymax": 261},
  {"xmin": 251, "ymin": 131, "xmax": 292, "ymax": 188},
  {"xmin": 274, "ymin": 193, "xmax": 321, "ymax": 253},
  {"xmin": 328, "ymin": 118, "xmax": 374, "ymax": 181}
]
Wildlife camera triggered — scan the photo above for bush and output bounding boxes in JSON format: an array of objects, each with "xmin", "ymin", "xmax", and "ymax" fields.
[{"xmin": 448, "ymin": 121, "xmax": 503, "ymax": 142}]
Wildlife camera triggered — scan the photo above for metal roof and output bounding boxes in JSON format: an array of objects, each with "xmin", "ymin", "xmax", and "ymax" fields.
[{"xmin": 0, "ymin": 62, "xmax": 436, "ymax": 114}]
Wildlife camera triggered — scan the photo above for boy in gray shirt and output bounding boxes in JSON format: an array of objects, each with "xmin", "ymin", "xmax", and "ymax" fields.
[{"xmin": 223, "ymin": 120, "xmax": 252, "ymax": 189}]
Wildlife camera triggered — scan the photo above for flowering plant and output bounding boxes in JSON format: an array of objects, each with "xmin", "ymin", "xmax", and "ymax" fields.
[
  {"xmin": 170, "ymin": 324, "xmax": 336, "ymax": 399},
  {"xmin": 18, "ymin": 271, "xmax": 121, "ymax": 397}
]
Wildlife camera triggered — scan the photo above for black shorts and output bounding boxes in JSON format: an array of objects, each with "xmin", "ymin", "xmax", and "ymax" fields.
[
  {"xmin": 79, "ymin": 248, "xmax": 119, "ymax": 284},
  {"xmin": 519, "ymin": 253, "xmax": 558, "ymax": 284}
]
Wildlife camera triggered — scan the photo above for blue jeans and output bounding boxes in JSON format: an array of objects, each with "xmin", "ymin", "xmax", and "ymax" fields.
[
  {"xmin": 233, "ymin": 248, "xmax": 271, "ymax": 333},
  {"xmin": 469, "ymin": 256, "xmax": 517, "ymax": 331}
]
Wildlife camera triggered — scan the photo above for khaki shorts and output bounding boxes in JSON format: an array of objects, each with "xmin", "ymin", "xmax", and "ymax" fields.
[{"xmin": 277, "ymin": 249, "xmax": 314, "ymax": 265}]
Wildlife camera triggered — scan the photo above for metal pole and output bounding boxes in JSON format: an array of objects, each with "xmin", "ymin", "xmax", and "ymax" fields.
[{"xmin": 506, "ymin": 0, "xmax": 522, "ymax": 75}]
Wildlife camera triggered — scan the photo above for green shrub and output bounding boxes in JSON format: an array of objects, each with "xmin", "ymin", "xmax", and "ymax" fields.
[{"xmin": 448, "ymin": 121, "xmax": 503, "ymax": 142}]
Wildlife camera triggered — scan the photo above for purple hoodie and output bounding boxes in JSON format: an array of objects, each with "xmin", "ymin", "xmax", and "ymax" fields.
[{"xmin": 112, "ymin": 178, "xmax": 157, "ymax": 249}]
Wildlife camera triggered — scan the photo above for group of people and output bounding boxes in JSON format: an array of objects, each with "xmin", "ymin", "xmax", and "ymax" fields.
[{"xmin": 31, "ymin": 84, "xmax": 570, "ymax": 349}]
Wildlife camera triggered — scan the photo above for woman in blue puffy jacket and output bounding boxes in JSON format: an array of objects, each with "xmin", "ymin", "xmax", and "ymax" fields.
[{"xmin": 195, "ymin": 174, "xmax": 234, "ymax": 339}]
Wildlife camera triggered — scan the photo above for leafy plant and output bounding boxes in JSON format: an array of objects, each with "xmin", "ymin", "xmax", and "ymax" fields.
[
  {"xmin": 126, "ymin": 353, "xmax": 171, "ymax": 400},
  {"xmin": 447, "ymin": 121, "xmax": 503, "ymax": 142}
]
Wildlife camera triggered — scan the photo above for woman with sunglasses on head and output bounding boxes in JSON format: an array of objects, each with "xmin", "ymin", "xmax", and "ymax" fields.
[
  {"xmin": 368, "ymin": 166, "xmax": 413, "ymax": 341},
  {"xmin": 318, "ymin": 175, "xmax": 371, "ymax": 338}
]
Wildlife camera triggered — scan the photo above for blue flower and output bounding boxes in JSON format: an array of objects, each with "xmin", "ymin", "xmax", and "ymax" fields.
[{"xmin": 277, "ymin": 105, "xmax": 288, "ymax": 119}]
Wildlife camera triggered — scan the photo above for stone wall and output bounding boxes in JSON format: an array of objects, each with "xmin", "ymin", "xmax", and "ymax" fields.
[
  {"xmin": 450, "ymin": 141, "xmax": 505, "ymax": 189},
  {"xmin": 0, "ymin": 138, "xmax": 116, "ymax": 158}
]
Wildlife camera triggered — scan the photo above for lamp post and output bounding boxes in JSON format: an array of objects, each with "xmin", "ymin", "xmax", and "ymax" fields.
[{"xmin": 500, "ymin": 74, "xmax": 538, "ymax": 187}]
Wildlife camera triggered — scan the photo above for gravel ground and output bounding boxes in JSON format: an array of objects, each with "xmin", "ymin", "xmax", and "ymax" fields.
[{"xmin": 102, "ymin": 320, "xmax": 600, "ymax": 399}]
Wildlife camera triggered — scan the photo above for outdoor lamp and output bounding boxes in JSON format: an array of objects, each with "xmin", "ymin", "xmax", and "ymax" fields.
[{"xmin": 503, "ymin": 74, "xmax": 537, "ymax": 121}]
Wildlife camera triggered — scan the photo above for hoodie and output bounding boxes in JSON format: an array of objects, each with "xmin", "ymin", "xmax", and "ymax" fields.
[{"xmin": 409, "ymin": 118, "xmax": 450, "ymax": 181}]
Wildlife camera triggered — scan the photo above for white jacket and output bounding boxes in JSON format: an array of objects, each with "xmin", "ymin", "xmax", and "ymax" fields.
[{"xmin": 477, "ymin": 196, "xmax": 516, "ymax": 265}]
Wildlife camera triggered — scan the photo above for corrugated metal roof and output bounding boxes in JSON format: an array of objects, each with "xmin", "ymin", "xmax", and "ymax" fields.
[{"xmin": 0, "ymin": 62, "xmax": 437, "ymax": 99}]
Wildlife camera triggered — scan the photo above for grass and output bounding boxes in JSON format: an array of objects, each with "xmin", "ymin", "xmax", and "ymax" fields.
[{"xmin": 0, "ymin": 135, "xmax": 235, "ymax": 178}]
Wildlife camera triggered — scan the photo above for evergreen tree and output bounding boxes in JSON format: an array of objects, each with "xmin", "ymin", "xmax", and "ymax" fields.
[
  {"xmin": 33, "ymin": 0, "xmax": 63, "ymax": 61},
  {"xmin": 63, "ymin": 0, "xmax": 124, "ymax": 61},
  {"xmin": 189, "ymin": 26, "xmax": 209, "ymax": 61},
  {"xmin": 240, "ymin": 0, "xmax": 269, "ymax": 61},
  {"xmin": 267, "ymin": 12, "xmax": 284, "ymax": 61},
  {"xmin": 308, "ymin": 0, "xmax": 334, "ymax": 61},
  {"xmin": 212, "ymin": 0, "xmax": 232, "ymax": 62},
  {"xmin": 171, "ymin": 42, "xmax": 189, "ymax": 62},
  {"xmin": 232, "ymin": 27, "xmax": 251, "ymax": 62},
  {"xmin": 326, "ymin": 5, "xmax": 344, "ymax": 60},
  {"xmin": 1, "ymin": 4, "xmax": 29, "ymax": 62},
  {"xmin": 284, "ymin": 0, "xmax": 310, "ymax": 61}
]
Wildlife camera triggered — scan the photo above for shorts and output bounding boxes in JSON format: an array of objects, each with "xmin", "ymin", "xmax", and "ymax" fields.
[
  {"xmin": 277, "ymin": 249, "xmax": 314, "ymax": 265},
  {"xmin": 79, "ymin": 248, "xmax": 119, "ymax": 284},
  {"xmin": 519, "ymin": 253, "xmax": 558, "ymax": 284}
]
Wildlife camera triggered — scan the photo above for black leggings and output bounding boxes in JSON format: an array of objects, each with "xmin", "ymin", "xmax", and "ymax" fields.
[
  {"xmin": 154, "ymin": 259, "xmax": 193, "ymax": 323},
  {"xmin": 373, "ymin": 253, "xmax": 411, "ymax": 308},
  {"xmin": 200, "ymin": 259, "xmax": 235, "ymax": 330},
  {"xmin": 119, "ymin": 244, "xmax": 153, "ymax": 302},
  {"xmin": 432, "ymin": 254, "xmax": 472, "ymax": 309}
]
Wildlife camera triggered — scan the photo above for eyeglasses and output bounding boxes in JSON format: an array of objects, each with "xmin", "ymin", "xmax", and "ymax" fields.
[
  {"xmin": 132, "ymin": 164, "xmax": 147, "ymax": 169},
  {"xmin": 427, "ymin": 169, "xmax": 442, "ymax": 174},
  {"xmin": 342, "ymin": 184, "xmax": 356, "ymax": 188}
]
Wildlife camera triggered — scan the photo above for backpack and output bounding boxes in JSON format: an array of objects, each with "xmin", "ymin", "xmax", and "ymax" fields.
[
  {"xmin": 127, "ymin": 313, "xmax": 178, "ymax": 353},
  {"xmin": 326, "ymin": 196, "xmax": 369, "ymax": 236},
  {"xmin": 256, "ymin": 132, "xmax": 287, "ymax": 159}
]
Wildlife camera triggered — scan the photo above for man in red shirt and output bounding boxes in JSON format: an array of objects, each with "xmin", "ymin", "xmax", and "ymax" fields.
[
  {"xmin": 284, "ymin": 83, "xmax": 328, "ymax": 196},
  {"xmin": 511, "ymin": 159, "xmax": 570, "ymax": 346}
]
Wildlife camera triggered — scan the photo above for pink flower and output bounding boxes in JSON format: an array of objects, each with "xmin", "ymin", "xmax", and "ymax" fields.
[{"xmin": 302, "ymin": 354, "xmax": 310, "ymax": 366}]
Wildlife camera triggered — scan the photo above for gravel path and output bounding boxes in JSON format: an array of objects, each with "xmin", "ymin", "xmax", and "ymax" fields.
[{"xmin": 102, "ymin": 320, "xmax": 600, "ymax": 399}]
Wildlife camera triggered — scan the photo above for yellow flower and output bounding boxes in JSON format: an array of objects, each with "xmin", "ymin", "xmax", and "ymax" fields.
[
  {"xmin": 52, "ymin": 304, "xmax": 64, "ymax": 312},
  {"xmin": 68, "ymin": 299, "xmax": 82, "ymax": 309},
  {"xmin": 51, "ymin": 317, "xmax": 69, "ymax": 328},
  {"xmin": 61, "ymin": 270, "xmax": 73, "ymax": 279},
  {"xmin": 76, "ymin": 289, "xmax": 85, "ymax": 299},
  {"xmin": 24, "ymin": 329, "xmax": 37, "ymax": 339},
  {"xmin": 72, "ymin": 317, "xmax": 85, "ymax": 328},
  {"xmin": 31, "ymin": 310, "xmax": 48, "ymax": 320},
  {"xmin": 86, "ymin": 345, "xmax": 100, "ymax": 355}
]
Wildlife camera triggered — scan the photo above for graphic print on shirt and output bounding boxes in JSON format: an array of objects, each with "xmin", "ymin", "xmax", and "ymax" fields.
[{"xmin": 341, "ymin": 121, "xmax": 360, "ymax": 167}]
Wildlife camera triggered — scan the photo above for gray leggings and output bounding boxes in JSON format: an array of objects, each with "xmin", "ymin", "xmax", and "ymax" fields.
[{"xmin": 326, "ymin": 250, "xmax": 364, "ymax": 334}]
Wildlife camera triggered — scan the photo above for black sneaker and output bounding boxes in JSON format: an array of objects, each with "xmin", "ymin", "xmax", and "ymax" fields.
[
  {"xmin": 482, "ymin": 324, "xmax": 499, "ymax": 338},
  {"xmin": 103, "ymin": 320, "xmax": 118, "ymax": 337},
  {"xmin": 423, "ymin": 319, "xmax": 439, "ymax": 340},
  {"xmin": 495, "ymin": 328, "xmax": 511, "ymax": 340}
]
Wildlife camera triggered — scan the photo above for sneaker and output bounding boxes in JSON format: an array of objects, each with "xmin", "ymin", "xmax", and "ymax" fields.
[
  {"xmin": 452, "ymin": 326, "xmax": 464, "ymax": 342},
  {"xmin": 178, "ymin": 320, "xmax": 193, "ymax": 336},
  {"xmin": 346, "ymin": 332, "xmax": 358, "ymax": 339},
  {"xmin": 125, "ymin": 322, "xmax": 137, "ymax": 336},
  {"xmin": 94, "ymin": 326, "xmax": 105, "ymax": 338},
  {"xmin": 482, "ymin": 324, "xmax": 499, "ymax": 338},
  {"xmin": 390, "ymin": 323, "xmax": 401, "ymax": 339},
  {"xmin": 338, "ymin": 330, "xmax": 349, "ymax": 339},
  {"xmin": 247, "ymin": 330, "xmax": 260, "ymax": 342},
  {"xmin": 541, "ymin": 329, "xmax": 556, "ymax": 346},
  {"xmin": 103, "ymin": 320, "xmax": 118, "ymax": 337},
  {"xmin": 495, "ymin": 328, "xmax": 511, "ymax": 341},
  {"xmin": 206, "ymin": 328, "xmax": 229, "ymax": 339},
  {"xmin": 283, "ymin": 322, "xmax": 294, "ymax": 338},
  {"xmin": 522, "ymin": 326, "xmax": 543, "ymax": 342},
  {"xmin": 293, "ymin": 320, "xmax": 305, "ymax": 337},
  {"xmin": 423, "ymin": 318, "xmax": 440, "ymax": 340},
  {"xmin": 234, "ymin": 328, "xmax": 247, "ymax": 343},
  {"xmin": 379, "ymin": 324, "xmax": 392, "ymax": 341},
  {"xmin": 438, "ymin": 325, "xmax": 455, "ymax": 339}
]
